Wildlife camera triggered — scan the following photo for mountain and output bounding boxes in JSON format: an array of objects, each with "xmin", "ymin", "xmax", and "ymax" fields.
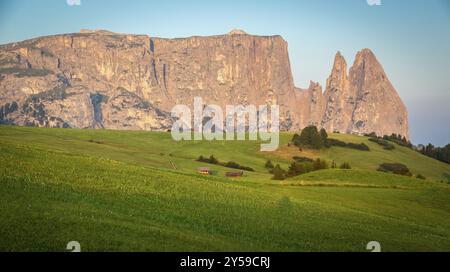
[
  {"xmin": 321, "ymin": 50, "xmax": 409, "ymax": 137},
  {"xmin": 0, "ymin": 29, "xmax": 408, "ymax": 138}
]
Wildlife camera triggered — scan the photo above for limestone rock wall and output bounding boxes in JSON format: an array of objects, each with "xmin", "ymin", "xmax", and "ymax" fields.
[{"xmin": 0, "ymin": 30, "xmax": 409, "ymax": 138}]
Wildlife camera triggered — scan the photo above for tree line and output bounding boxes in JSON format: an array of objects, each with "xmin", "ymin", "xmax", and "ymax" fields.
[
  {"xmin": 292, "ymin": 126, "xmax": 369, "ymax": 151},
  {"xmin": 417, "ymin": 144, "xmax": 450, "ymax": 164}
]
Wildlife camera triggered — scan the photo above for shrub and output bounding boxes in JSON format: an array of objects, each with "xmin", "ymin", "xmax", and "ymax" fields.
[
  {"xmin": 331, "ymin": 160, "xmax": 337, "ymax": 168},
  {"xmin": 224, "ymin": 161, "xmax": 240, "ymax": 169},
  {"xmin": 224, "ymin": 161, "xmax": 254, "ymax": 172},
  {"xmin": 369, "ymin": 137, "xmax": 395, "ymax": 150},
  {"xmin": 272, "ymin": 164, "xmax": 286, "ymax": 180},
  {"xmin": 239, "ymin": 166, "xmax": 255, "ymax": 172},
  {"xmin": 377, "ymin": 163, "xmax": 412, "ymax": 176},
  {"xmin": 197, "ymin": 155, "xmax": 254, "ymax": 171},
  {"xmin": 287, "ymin": 162, "xmax": 303, "ymax": 177},
  {"xmin": 340, "ymin": 162, "xmax": 351, "ymax": 169},
  {"xmin": 286, "ymin": 159, "xmax": 328, "ymax": 177},
  {"xmin": 88, "ymin": 139, "xmax": 105, "ymax": 144},
  {"xmin": 265, "ymin": 159, "xmax": 274, "ymax": 170},
  {"xmin": 327, "ymin": 138, "xmax": 347, "ymax": 147},
  {"xmin": 347, "ymin": 142, "xmax": 370, "ymax": 151},
  {"xmin": 208, "ymin": 155, "xmax": 219, "ymax": 164},
  {"xmin": 328, "ymin": 139, "xmax": 370, "ymax": 151},
  {"xmin": 287, "ymin": 161, "xmax": 312, "ymax": 177},
  {"xmin": 313, "ymin": 158, "xmax": 328, "ymax": 171},
  {"xmin": 364, "ymin": 132, "xmax": 378, "ymax": 138},
  {"xmin": 416, "ymin": 174, "xmax": 426, "ymax": 180},
  {"xmin": 292, "ymin": 156, "xmax": 313, "ymax": 163},
  {"xmin": 197, "ymin": 155, "xmax": 219, "ymax": 165}
]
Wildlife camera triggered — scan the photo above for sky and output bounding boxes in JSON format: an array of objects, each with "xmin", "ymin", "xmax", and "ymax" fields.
[{"xmin": 0, "ymin": 0, "xmax": 449, "ymax": 146}]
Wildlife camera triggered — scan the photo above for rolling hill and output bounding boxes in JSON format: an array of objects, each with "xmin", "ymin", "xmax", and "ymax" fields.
[{"xmin": 1, "ymin": 125, "xmax": 449, "ymax": 251}]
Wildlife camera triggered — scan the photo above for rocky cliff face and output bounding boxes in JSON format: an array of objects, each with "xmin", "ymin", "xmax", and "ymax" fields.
[
  {"xmin": 320, "ymin": 49, "xmax": 408, "ymax": 137},
  {"xmin": 0, "ymin": 29, "xmax": 409, "ymax": 138},
  {"xmin": 347, "ymin": 49, "xmax": 409, "ymax": 137}
]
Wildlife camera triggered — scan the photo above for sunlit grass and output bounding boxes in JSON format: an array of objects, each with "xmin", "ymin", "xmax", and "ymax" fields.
[{"xmin": 1, "ymin": 125, "xmax": 450, "ymax": 251}]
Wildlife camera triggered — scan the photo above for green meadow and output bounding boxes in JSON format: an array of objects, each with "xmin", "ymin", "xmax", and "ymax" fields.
[{"xmin": 1, "ymin": 125, "xmax": 450, "ymax": 251}]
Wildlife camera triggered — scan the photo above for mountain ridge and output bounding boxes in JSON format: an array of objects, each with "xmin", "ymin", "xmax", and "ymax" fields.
[{"xmin": 0, "ymin": 29, "xmax": 409, "ymax": 138}]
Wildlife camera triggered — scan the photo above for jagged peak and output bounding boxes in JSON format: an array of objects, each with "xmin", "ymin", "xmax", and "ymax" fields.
[
  {"xmin": 354, "ymin": 48, "xmax": 377, "ymax": 61},
  {"xmin": 328, "ymin": 51, "xmax": 348, "ymax": 82},
  {"xmin": 351, "ymin": 48, "xmax": 384, "ymax": 74},
  {"xmin": 333, "ymin": 51, "xmax": 347, "ymax": 67},
  {"xmin": 359, "ymin": 48, "xmax": 375, "ymax": 54}
]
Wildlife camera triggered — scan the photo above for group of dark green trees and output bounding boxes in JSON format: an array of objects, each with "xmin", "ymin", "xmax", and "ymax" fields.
[
  {"xmin": 292, "ymin": 126, "xmax": 329, "ymax": 149},
  {"xmin": 266, "ymin": 158, "xmax": 351, "ymax": 180},
  {"xmin": 197, "ymin": 155, "xmax": 254, "ymax": 172},
  {"xmin": 292, "ymin": 126, "xmax": 369, "ymax": 151},
  {"xmin": 418, "ymin": 144, "xmax": 450, "ymax": 164},
  {"xmin": 292, "ymin": 127, "xmax": 449, "ymax": 165},
  {"xmin": 265, "ymin": 125, "xmax": 362, "ymax": 181},
  {"xmin": 367, "ymin": 132, "xmax": 449, "ymax": 165},
  {"xmin": 365, "ymin": 132, "xmax": 412, "ymax": 148},
  {"xmin": 377, "ymin": 163, "xmax": 412, "ymax": 177}
]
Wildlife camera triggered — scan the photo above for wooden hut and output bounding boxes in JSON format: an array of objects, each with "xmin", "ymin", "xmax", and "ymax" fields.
[{"xmin": 197, "ymin": 167, "xmax": 211, "ymax": 175}]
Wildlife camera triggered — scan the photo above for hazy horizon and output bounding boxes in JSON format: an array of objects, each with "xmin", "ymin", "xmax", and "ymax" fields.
[{"xmin": 0, "ymin": 0, "xmax": 449, "ymax": 146}]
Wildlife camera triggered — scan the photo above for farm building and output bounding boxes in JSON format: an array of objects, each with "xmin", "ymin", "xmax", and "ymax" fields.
[{"xmin": 197, "ymin": 167, "xmax": 211, "ymax": 175}]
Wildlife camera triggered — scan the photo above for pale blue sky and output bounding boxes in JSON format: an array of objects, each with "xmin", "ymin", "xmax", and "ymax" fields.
[{"xmin": 0, "ymin": 0, "xmax": 449, "ymax": 145}]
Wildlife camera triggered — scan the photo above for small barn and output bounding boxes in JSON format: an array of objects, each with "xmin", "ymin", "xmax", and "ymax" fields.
[
  {"xmin": 197, "ymin": 167, "xmax": 211, "ymax": 175},
  {"xmin": 225, "ymin": 171, "xmax": 244, "ymax": 178}
]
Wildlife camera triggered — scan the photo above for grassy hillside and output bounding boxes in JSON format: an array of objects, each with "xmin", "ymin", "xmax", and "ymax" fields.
[
  {"xmin": 274, "ymin": 133, "xmax": 450, "ymax": 181},
  {"xmin": 1, "ymin": 125, "xmax": 450, "ymax": 251}
]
